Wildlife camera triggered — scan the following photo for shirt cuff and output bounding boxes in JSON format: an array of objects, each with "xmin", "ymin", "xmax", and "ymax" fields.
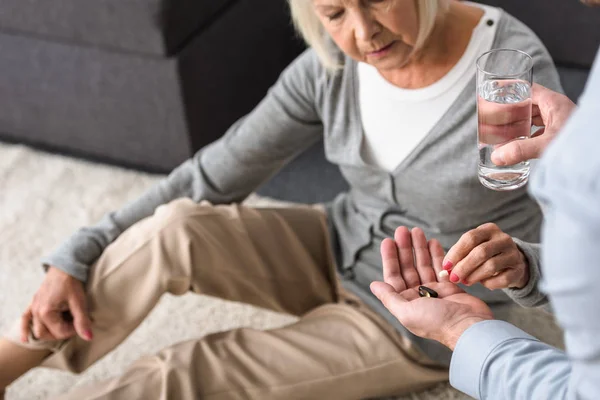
[{"xmin": 449, "ymin": 320, "xmax": 537, "ymax": 398}]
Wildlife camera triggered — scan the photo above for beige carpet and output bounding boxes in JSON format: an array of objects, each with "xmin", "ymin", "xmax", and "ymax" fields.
[{"xmin": 0, "ymin": 142, "xmax": 564, "ymax": 400}]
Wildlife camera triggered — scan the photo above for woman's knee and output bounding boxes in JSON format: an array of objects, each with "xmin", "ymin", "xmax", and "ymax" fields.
[
  {"xmin": 128, "ymin": 198, "xmax": 216, "ymax": 241},
  {"xmin": 154, "ymin": 198, "xmax": 211, "ymax": 222}
]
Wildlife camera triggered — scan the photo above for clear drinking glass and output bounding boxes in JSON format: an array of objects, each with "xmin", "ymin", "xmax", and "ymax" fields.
[{"xmin": 476, "ymin": 49, "xmax": 533, "ymax": 191}]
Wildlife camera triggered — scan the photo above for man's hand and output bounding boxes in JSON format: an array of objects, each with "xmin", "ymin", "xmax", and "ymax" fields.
[
  {"xmin": 441, "ymin": 223, "xmax": 530, "ymax": 290},
  {"xmin": 370, "ymin": 227, "xmax": 493, "ymax": 350},
  {"xmin": 491, "ymin": 83, "xmax": 576, "ymax": 165},
  {"xmin": 21, "ymin": 267, "xmax": 93, "ymax": 343}
]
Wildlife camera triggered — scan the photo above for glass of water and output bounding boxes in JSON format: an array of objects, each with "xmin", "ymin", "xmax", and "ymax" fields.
[{"xmin": 476, "ymin": 49, "xmax": 533, "ymax": 191}]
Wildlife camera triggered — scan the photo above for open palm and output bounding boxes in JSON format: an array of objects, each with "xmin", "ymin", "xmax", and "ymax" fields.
[{"xmin": 370, "ymin": 227, "xmax": 493, "ymax": 349}]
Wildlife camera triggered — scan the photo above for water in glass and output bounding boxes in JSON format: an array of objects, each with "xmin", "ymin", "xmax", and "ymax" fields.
[{"xmin": 477, "ymin": 80, "xmax": 532, "ymax": 191}]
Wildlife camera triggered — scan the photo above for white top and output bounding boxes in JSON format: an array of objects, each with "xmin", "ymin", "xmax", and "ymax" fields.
[{"xmin": 358, "ymin": 4, "xmax": 500, "ymax": 172}]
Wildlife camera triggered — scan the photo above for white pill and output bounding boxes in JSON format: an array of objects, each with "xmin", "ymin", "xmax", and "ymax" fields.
[{"xmin": 438, "ymin": 270, "xmax": 449, "ymax": 280}]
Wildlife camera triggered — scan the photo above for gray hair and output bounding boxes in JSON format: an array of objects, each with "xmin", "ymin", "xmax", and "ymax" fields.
[{"xmin": 288, "ymin": 0, "xmax": 450, "ymax": 70}]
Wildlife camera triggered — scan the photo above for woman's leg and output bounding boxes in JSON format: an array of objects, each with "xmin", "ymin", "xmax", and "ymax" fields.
[
  {"xmin": 1, "ymin": 199, "xmax": 339, "ymax": 388},
  {"xmin": 52, "ymin": 290, "xmax": 448, "ymax": 400}
]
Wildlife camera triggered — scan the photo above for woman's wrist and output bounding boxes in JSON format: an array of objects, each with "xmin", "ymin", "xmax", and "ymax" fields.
[{"xmin": 514, "ymin": 250, "xmax": 531, "ymax": 289}]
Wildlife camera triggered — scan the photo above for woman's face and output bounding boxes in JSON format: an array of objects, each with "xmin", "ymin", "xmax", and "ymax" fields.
[{"xmin": 313, "ymin": 0, "xmax": 422, "ymax": 70}]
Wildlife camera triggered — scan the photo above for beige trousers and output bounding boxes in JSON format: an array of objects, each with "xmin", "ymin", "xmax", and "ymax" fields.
[{"xmin": 6, "ymin": 199, "xmax": 447, "ymax": 399}]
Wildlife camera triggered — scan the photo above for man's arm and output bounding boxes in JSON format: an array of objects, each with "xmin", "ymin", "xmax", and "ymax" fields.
[{"xmin": 450, "ymin": 320, "xmax": 572, "ymax": 399}]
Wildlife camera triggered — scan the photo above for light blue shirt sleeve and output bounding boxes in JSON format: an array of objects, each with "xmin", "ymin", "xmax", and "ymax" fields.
[
  {"xmin": 450, "ymin": 320, "xmax": 573, "ymax": 399},
  {"xmin": 449, "ymin": 47, "xmax": 600, "ymax": 400}
]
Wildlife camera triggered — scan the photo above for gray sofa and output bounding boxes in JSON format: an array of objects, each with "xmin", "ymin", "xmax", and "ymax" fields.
[{"xmin": 0, "ymin": 0, "xmax": 304, "ymax": 172}]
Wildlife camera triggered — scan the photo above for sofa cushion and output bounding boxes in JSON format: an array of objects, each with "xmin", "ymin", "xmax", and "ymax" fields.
[
  {"xmin": 473, "ymin": 0, "xmax": 600, "ymax": 68},
  {"xmin": 0, "ymin": 0, "xmax": 236, "ymax": 56},
  {"xmin": 558, "ymin": 66, "xmax": 590, "ymax": 102}
]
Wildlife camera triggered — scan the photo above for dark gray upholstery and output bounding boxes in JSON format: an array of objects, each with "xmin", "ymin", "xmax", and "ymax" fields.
[
  {"xmin": 557, "ymin": 66, "xmax": 592, "ymax": 102},
  {"xmin": 0, "ymin": 0, "xmax": 234, "ymax": 56},
  {"xmin": 473, "ymin": 0, "xmax": 600, "ymax": 68},
  {"xmin": 0, "ymin": 0, "xmax": 305, "ymax": 172}
]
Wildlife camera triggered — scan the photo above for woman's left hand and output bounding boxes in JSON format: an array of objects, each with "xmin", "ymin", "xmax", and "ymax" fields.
[
  {"xmin": 442, "ymin": 223, "xmax": 530, "ymax": 290},
  {"xmin": 370, "ymin": 227, "xmax": 493, "ymax": 350}
]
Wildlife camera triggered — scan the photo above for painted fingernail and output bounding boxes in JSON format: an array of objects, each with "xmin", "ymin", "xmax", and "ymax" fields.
[
  {"xmin": 461, "ymin": 279, "xmax": 469, "ymax": 285},
  {"xmin": 450, "ymin": 273, "xmax": 460, "ymax": 283},
  {"xmin": 443, "ymin": 261, "xmax": 453, "ymax": 271},
  {"xmin": 85, "ymin": 330, "xmax": 93, "ymax": 340}
]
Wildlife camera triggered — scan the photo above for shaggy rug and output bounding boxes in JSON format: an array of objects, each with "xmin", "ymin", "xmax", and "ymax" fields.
[{"xmin": 0, "ymin": 142, "xmax": 564, "ymax": 400}]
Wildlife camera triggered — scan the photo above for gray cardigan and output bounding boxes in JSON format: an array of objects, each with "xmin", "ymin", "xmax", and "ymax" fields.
[{"xmin": 43, "ymin": 9, "xmax": 559, "ymax": 364}]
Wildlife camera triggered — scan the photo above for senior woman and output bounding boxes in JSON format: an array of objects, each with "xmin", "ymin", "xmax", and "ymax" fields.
[{"xmin": 0, "ymin": 0, "xmax": 561, "ymax": 399}]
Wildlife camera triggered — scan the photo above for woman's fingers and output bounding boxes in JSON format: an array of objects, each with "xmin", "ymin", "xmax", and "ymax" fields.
[
  {"xmin": 395, "ymin": 227, "xmax": 421, "ymax": 288},
  {"xmin": 450, "ymin": 239, "xmax": 509, "ymax": 283},
  {"xmin": 480, "ymin": 269, "xmax": 523, "ymax": 291},
  {"xmin": 32, "ymin": 318, "xmax": 53, "ymax": 341},
  {"xmin": 381, "ymin": 238, "xmax": 407, "ymax": 292},
  {"xmin": 411, "ymin": 228, "xmax": 437, "ymax": 284},
  {"xmin": 443, "ymin": 225, "xmax": 492, "ymax": 273},
  {"xmin": 462, "ymin": 251, "xmax": 519, "ymax": 285},
  {"xmin": 20, "ymin": 307, "xmax": 33, "ymax": 343},
  {"xmin": 443, "ymin": 223, "xmax": 508, "ymax": 282}
]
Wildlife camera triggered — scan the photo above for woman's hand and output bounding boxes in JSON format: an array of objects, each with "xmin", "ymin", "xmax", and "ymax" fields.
[
  {"xmin": 20, "ymin": 266, "xmax": 93, "ymax": 343},
  {"xmin": 370, "ymin": 227, "xmax": 493, "ymax": 350},
  {"xmin": 442, "ymin": 223, "xmax": 529, "ymax": 290}
]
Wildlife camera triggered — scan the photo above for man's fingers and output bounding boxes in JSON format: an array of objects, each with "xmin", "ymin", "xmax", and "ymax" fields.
[
  {"xmin": 532, "ymin": 115, "xmax": 544, "ymax": 127},
  {"xmin": 411, "ymin": 228, "xmax": 437, "ymax": 284},
  {"xmin": 381, "ymin": 238, "xmax": 407, "ymax": 292},
  {"xmin": 490, "ymin": 135, "xmax": 547, "ymax": 165},
  {"xmin": 428, "ymin": 239, "xmax": 446, "ymax": 278},
  {"xmin": 395, "ymin": 227, "xmax": 420, "ymax": 287},
  {"xmin": 531, "ymin": 127, "xmax": 545, "ymax": 138},
  {"xmin": 20, "ymin": 307, "xmax": 33, "ymax": 343},
  {"xmin": 69, "ymin": 295, "xmax": 93, "ymax": 341},
  {"xmin": 530, "ymin": 83, "xmax": 553, "ymax": 106}
]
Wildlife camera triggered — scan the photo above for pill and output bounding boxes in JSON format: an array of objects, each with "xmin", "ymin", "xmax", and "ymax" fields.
[
  {"xmin": 438, "ymin": 270, "xmax": 449, "ymax": 280},
  {"xmin": 418, "ymin": 285, "xmax": 439, "ymax": 298}
]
